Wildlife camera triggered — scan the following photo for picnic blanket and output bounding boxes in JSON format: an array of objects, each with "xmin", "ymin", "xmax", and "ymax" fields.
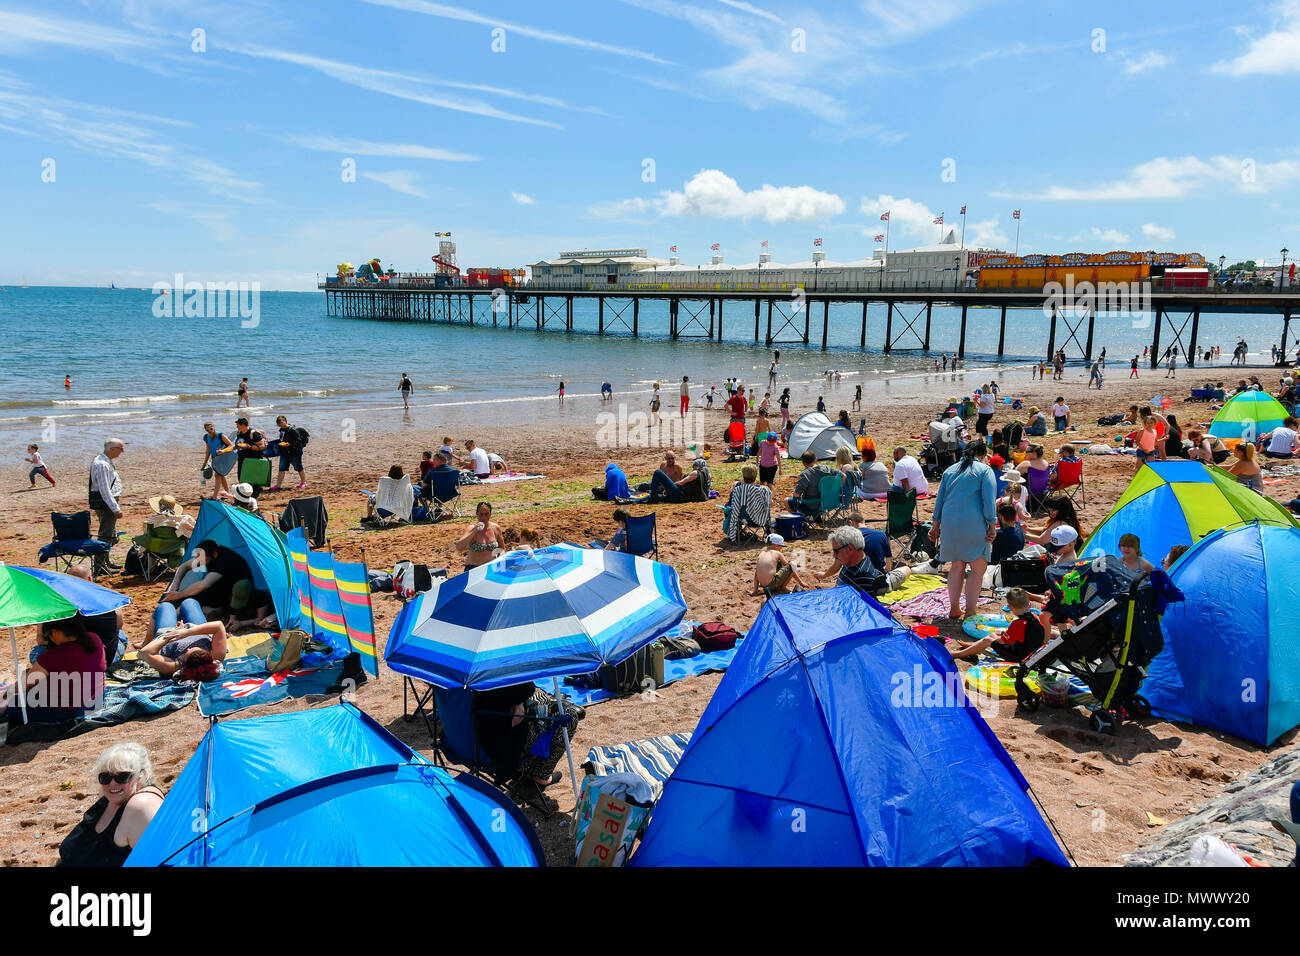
[
  {"xmin": 583, "ymin": 732, "xmax": 692, "ymax": 801},
  {"xmin": 885, "ymin": 586, "xmax": 979, "ymax": 620},
  {"xmin": 477, "ymin": 472, "xmax": 545, "ymax": 485},
  {"xmin": 561, "ymin": 621, "xmax": 743, "ymax": 706},
  {"xmin": 875, "ymin": 573, "xmax": 946, "ymax": 605},
  {"xmin": 2, "ymin": 678, "xmax": 194, "ymax": 745},
  {"xmin": 196, "ymin": 654, "xmax": 343, "ymax": 717}
]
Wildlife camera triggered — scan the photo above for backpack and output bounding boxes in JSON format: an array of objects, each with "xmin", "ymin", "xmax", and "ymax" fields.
[
  {"xmin": 123, "ymin": 544, "xmax": 147, "ymax": 578},
  {"xmin": 1097, "ymin": 414, "xmax": 1124, "ymax": 426},
  {"xmin": 1004, "ymin": 420, "xmax": 1024, "ymax": 449},
  {"xmin": 267, "ymin": 628, "xmax": 307, "ymax": 673},
  {"xmin": 293, "ymin": 426, "xmax": 309, "ymax": 447},
  {"xmin": 692, "ymin": 622, "xmax": 740, "ymax": 652},
  {"xmin": 660, "ymin": 634, "xmax": 701, "ymax": 660},
  {"xmin": 909, "ymin": 522, "xmax": 937, "ymax": 559},
  {"xmin": 598, "ymin": 642, "xmax": 666, "ymax": 694}
]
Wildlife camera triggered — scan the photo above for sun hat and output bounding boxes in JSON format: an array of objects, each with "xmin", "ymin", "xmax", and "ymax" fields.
[
  {"xmin": 767, "ymin": 533, "xmax": 785, "ymax": 546},
  {"xmin": 1049, "ymin": 525, "xmax": 1079, "ymax": 546},
  {"xmin": 148, "ymin": 494, "xmax": 185, "ymax": 516},
  {"xmin": 231, "ymin": 483, "xmax": 259, "ymax": 510},
  {"xmin": 1001, "ymin": 470, "xmax": 1025, "ymax": 484}
]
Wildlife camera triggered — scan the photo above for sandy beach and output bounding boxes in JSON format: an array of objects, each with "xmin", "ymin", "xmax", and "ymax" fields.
[{"xmin": 2, "ymin": 364, "xmax": 1298, "ymax": 867}]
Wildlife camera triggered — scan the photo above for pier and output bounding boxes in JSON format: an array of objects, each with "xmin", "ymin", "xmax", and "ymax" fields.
[{"xmin": 321, "ymin": 283, "xmax": 1300, "ymax": 370}]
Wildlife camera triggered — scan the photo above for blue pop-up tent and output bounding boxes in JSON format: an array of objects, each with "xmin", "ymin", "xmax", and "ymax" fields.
[
  {"xmin": 127, "ymin": 703, "xmax": 543, "ymax": 866},
  {"xmin": 184, "ymin": 500, "xmax": 301, "ymax": 629},
  {"xmin": 1144, "ymin": 522, "xmax": 1300, "ymax": 746},
  {"xmin": 631, "ymin": 588, "xmax": 1068, "ymax": 867}
]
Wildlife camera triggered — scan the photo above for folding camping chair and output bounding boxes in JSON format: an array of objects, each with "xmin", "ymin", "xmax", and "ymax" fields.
[
  {"xmin": 1051, "ymin": 458, "xmax": 1086, "ymax": 506},
  {"xmin": 277, "ymin": 495, "xmax": 329, "ymax": 547},
  {"xmin": 624, "ymin": 512, "xmax": 659, "ymax": 561},
  {"xmin": 424, "ymin": 468, "xmax": 464, "ymax": 520},
  {"xmin": 721, "ymin": 483, "xmax": 772, "ymax": 544},
  {"xmin": 130, "ymin": 524, "xmax": 187, "ymax": 582},
  {"xmin": 815, "ymin": 473, "xmax": 849, "ymax": 527},
  {"xmin": 1025, "ymin": 466, "xmax": 1053, "ymax": 514},
  {"xmin": 38, "ymin": 511, "xmax": 111, "ymax": 573},
  {"xmin": 884, "ymin": 488, "xmax": 919, "ymax": 559},
  {"xmin": 363, "ymin": 475, "xmax": 414, "ymax": 525}
]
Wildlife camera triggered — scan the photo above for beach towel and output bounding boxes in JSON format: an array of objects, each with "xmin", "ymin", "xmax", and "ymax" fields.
[
  {"xmin": 887, "ymin": 586, "xmax": 978, "ymax": 620},
  {"xmin": 195, "ymin": 654, "xmax": 343, "ymax": 717},
  {"xmin": 2, "ymin": 678, "xmax": 195, "ymax": 745},
  {"xmin": 583, "ymin": 733, "xmax": 693, "ymax": 801},
  {"xmin": 875, "ymin": 573, "xmax": 946, "ymax": 605},
  {"xmin": 561, "ymin": 621, "xmax": 744, "ymax": 706},
  {"xmin": 477, "ymin": 472, "xmax": 545, "ymax": 485}
]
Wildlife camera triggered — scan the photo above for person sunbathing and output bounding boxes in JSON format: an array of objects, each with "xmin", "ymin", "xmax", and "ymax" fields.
[
  {"xmin": 136, "ymin": 619, "xmax": 228, "ymax": 682},
  {"xmin": 751, "ymin": 534, "xmax": 808, "ymax": 595}
]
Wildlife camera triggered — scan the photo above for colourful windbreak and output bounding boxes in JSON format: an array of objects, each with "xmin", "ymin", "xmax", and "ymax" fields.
[{"xmin": 286, "ymin": 529, "xmax": 377, "ymax": 677}]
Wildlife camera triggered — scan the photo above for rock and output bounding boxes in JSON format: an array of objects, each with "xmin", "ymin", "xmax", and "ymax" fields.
[{"xmin": 1126, "ymin": 746, "xmax": 1300, "ymax": 867}]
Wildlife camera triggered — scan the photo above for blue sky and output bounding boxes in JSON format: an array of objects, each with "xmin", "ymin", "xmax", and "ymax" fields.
[{"xmin": 1, "ymin": 0, "xmax": 1298, "ymax": 289}]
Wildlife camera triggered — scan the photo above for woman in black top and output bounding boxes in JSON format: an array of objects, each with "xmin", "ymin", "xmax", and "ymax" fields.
[
  {"xmin": 1163, "ymin": 414, "xmax": 1188, "ymax": 458},
  {"xmin": 58, "ymin": 742, "xmax": 163, "ymax": 867}
]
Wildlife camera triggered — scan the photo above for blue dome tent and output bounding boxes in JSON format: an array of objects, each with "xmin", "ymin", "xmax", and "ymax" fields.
[
  {"xmin": 127, "ymin": 703, "xmax": 543, "ymax": 866},
  {"xmin": 1144, "ymin": 522, "xmax": 1300, "ymax": 746},
  {"xmin": 184, "ymin": 500, "xmax": 302, "ymax": 630},
  {"xmin": 631, "ymin": 588, "xmax": 1068, "ymax": 867}
]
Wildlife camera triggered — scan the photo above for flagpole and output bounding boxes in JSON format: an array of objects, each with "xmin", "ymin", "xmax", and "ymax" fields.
[{"xmin": 1015, "ymin": 215, "xmax": 1022, "ymax": 255}]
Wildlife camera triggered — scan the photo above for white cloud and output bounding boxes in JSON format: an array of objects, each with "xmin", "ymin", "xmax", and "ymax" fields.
[
  {"xmin": 592, "ymin": 169, "xmax": 844, "ymax": 223},
  {"xmin": 512, "ymin": 192, "xmax": 536, "ymax": 205},
  {"xmin": 992, "ymin": 155, "xmax": 1300, "ymax": 200},
  {"xmin": 1091, "ymin": 227, "xmax": 1130, "ymax": 244},
  {"xmin": 361, "ymin": 170, "xmax": 428, "ymax": 198},
  {"xmin": 1142, "ymin": 222, "xmax": 1176, "ymax": 243},
  {"xmin": 1212, "ymin": 1, "xmax": 1300, "ymax": 75},
  {"xmin": 858, "ymin": 195, "xmax": 942, "ymax": 240},
  {"xmin": 715, "ymin": 0, "xmax": 785, "ymax": 25},
  {"xmin": 289, "ymin": 135, "xmax": 477, "ymax": 161},
  {"xmin": 148, "ymin": 202, "xmax": 238, "ymax": 242},
  {"xmin": 1124, "ymin": 51, "xmax": 1172, "ymax": 73},
  {"xmin": 362, "ymin": 0, "xmax": 673, "ymax": 64}
]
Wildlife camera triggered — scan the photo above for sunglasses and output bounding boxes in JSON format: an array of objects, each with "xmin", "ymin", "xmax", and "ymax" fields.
[{"xmin": 98, "ymin": 771, "xmax": 133, "ymax": 786}]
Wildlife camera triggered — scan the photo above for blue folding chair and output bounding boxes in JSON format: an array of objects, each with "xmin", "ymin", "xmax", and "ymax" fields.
[
  {"xmin": 425, "ymin": 468, "xmax": 464, "ymax": 519},
  {"xmin": 815, "ymin": 473, "xmax": 849, "ymax": 526},
  {"xmin": 624, "ymin": 512, "xmax": 659, "ymax": 561},
  {"xmin": 37, "ymin": 511, "xmax": 111, "ymax": 573}
]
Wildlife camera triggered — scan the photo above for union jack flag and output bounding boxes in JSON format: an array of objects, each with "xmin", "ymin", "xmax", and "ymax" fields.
[
  {"xmin": 1012, "ymin": 209, "xmax": 1021, "ymax": 220},
  {"xmin": 873, "ymin": 234, "xmax": 885, "ymax": 242},
  {"xmin": 711, "ymin": 243, "xmax": 720, "ymax": 251},
  {"xmin": 669, "ymin": 245, "xmax": 677, "ymax": 252},
  {"xmin": 933, "ymin": 214, "xmax": 944, "ymax": 224},
  {"xmin": 761, "ymin": 240, "xmax": 768, "ymax": 248},
  {"xmin": 960, "ymin": 205, "xmax": 966, "ymax": 215},
  {"xmin": 880, "ymin": 212, "xmax": 890, "ymax": 221},
  {"xmin": 813, "ymin": 238, "xmax": 823, "ymax": 246},
  {"xmin": 221, "ymin": 668, "xmax": 318, "ymax": 699}
]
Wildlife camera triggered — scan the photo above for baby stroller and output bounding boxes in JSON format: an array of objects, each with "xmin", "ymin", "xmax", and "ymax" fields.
[
  {"xmin": 1014, "ymin": 556, "xmax": 1183, "ymax": 735},
  {"xmin": 919, "ymin": 420, "xmax": 962, "ymax": 480}
]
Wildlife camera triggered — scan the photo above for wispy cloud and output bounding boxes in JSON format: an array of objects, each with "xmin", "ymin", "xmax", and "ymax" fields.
[
  {"xmin": 362, "ymin": 0, "xmax": 674, "ymax": 64},
  {"xmin": 1212, "ymin": 0, "xmax": 1300, "ymax": 75},
  {"xmin": 149, "ymin": 202, "xmax": 238, "ymax": 242},
  {"xmin": 592, "ymin": 169, "xmax": 844, "ymax": 223},
  {"xmin": 512, "ymin": 192, "xmax": 536, "ymax": 205},
  {"xmin": 288, "ymin": 134, "xmax": 478, "ymax": 161},
  {"xmin": 991, "ymin": 156, "xmax": 1300, "ymax": 200},
  {"xmin": 361, "ymin": 170, "xmax": 429, "ymax": 198},
  {"xmin": 1142, "ymin": 222, "xmax": 1176, "ymax": 243},
  {"xmin": 716, "ymin": 0, "xmax": 785, "ymax": 25},
  {"xmin": 1124, "ymin": 50, "xmax": 1172, "ymax": 73}
]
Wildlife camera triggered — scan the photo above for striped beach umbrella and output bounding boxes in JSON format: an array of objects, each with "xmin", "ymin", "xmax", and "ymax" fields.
[
  {"xmin": 1208, "ymin": 390, "xmax": 1289, "ymax": 440},
  {"xmin": 384, "ymin": 545, "xmax": 686, "ymax": 691}
]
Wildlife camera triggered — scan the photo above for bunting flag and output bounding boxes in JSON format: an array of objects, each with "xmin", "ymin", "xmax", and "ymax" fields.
[{"xmin": 287, "ymin": 529, "xmax": 378, "ymax": 676}]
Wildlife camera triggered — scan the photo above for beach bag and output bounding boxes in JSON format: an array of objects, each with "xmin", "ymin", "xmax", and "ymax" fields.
[
  {"xmin": 368, "ymin": 570, "xmax": 394, "ymax": 592},
  {"xmin": 591, "ymin": 486, "xmax": 609, "ymax": 501},
  {"xmin": 239, "ymin": 456, "xmax": 272, "ymax": 487},
  {"xmin": 1000, "ymin": 553, "xmax": 1047, "ymax": 591},
  {"xmin": 1097, "ymin": 413, "xmax": 1124, "ymax": 426},
  {"xmin": 393, "ymin": 561, "xmax": 432, "ymax": 600},
  {"xmin": 123, "ymin": 544, "xmax": 147, "ymax": 578},
  {"xmin": 909, "ymin": 521, "xmax": 937, "ymax": 559},
  {"xmin": 598, "ymin": 642, "xmax": 665, "ymax": 694},
  {"xmin": 692, "ymin": 622, "xmax": 740, "ymax": 652},
  {"xmin": 267, "ymin": 628, "xmax": 307, "ymax": 673},
  {"xmin": 660, "ymin": 634, "xmax": 701, "ymax": 660}
]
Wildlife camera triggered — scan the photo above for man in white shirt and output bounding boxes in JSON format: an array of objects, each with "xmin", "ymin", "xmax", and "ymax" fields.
[
  {"xmin": 1261, "ymin": 417, "xmax": 1299, "ymax": 459},
  {"xmin": 458, "ymin": 439, "xmax": 492, "ymax": 478},
  {"xmin": 891, "ymin": 446, "xmax": 929, "ymax": 495},
  {"xmin": 89, "ymin": 438, "xmax": 125, "ymax": 573}
]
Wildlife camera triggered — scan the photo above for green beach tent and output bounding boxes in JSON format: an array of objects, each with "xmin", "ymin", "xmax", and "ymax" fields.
[
  {"xmin": 1082, "ymin": 460, "xmax": 1298, "ymax": 564},
  {"xmin": 1208, "ymin": 390, "xmax": 1290, "ymax": 441}
]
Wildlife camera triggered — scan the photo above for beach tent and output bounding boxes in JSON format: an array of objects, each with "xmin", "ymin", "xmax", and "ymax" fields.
[
  {"xmin": 630, "ymin": 587, "xmax": 1068, "ymax": 867},
  {"xmin": 1081, "ymin": 460, "xmax": 1297, "ymax": 565},
  {"xmin": 127, "ymin": 703, "xmax": 543, "ymax": 866},
  {"xmin": 183, "ymin": 500, "xmax": 301, "ymax": 630},
  {"xmin": 1208, "ymin": 390, "xmax": 1289, "ymax": 441},
  {"xmin": 787, "ymin": 411, "xmax": 856, "ymax": 461},
  {"xmin": 1144, "ymin": 522, "xmax": 1300, "ymax": 746}
]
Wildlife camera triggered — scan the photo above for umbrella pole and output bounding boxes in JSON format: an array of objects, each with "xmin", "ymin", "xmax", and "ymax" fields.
[
  {"xmin": 10, "ymin": 627, "xmax": 27, "ymax": 725},
  {"xmin": 553, "ymin": 678, "xmax": 580, "ymax": 808}
]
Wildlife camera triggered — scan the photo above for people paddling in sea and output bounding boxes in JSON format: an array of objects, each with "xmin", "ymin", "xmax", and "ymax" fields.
[{"xmin": 236, "ymin": 377, "xmax": 249, "ymax": 408}]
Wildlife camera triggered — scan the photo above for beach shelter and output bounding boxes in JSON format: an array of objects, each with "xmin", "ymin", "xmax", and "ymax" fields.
[
  {"xmin": 126, "ymin": 703, "xmax": 543, "ymax": 866},
  {"xmin": 1081, "ymin": 460, "xmax": 1297, "ymax": 565},
  {"xmin": 1144, "ymin": 522, "xmax": 1300, "ymax": 746},
  {"xmin": 1208, "ymin": 390, "xmax": 1289, "ymax": 440},
  {"xmin": 787, "ymin": 411, "xmax": 856, "ymax": 461},
  {"xmin": 286, "ymin": 529, "xmax": 379, "ymax": 676},
  {"xmin": 631, "ymin": 588, "xmax": 1068, "ymax": 866},
  {"xmin": 183, "ymin": 500, "xmax": 302, "ymax": 630}
]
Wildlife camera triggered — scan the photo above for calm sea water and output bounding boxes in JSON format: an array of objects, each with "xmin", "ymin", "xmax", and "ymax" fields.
[{"xmin": 0, "ymin": 286, "xmax": 1280, "ymax": 456}]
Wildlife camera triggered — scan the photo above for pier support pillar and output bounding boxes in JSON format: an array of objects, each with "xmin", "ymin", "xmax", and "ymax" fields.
[
  {"xmin": 633, "ymin": 297, "xmax": 639, "ymax": 337},
  {"xmin": 860, "ymin": 301, "xmax": 868, "ymax": 350},
  {"xmin": 1281, "ymin": 307, "xmax": 1292, "ymax": 361},
  {"xmin": 802, "ymin": 303, "xmax": 809, "ymax": 344},
  {"xmin": 709, "ymin": 298, "xmax": 716, "ymax": 340},
  {"xmin": 822, "ymin": 299, "xmax": 829, "ymax": 349},
  {"xmin": 765, "ymin": 299, "xmax": 773, "ymax": 346},
  {"xmin": 1084, "ymin": 308, "xmax": 1095, "ymax": 360},
  {"xmin": 884, "ymin": 301, "xmax": 893, "ymax": 355},
  {"xmin": 566, "ymin": 296, "xmax": 573, "ymax": 332},
  {"xmin": 670, "ymin": 298, "xmax": 678, "ymax": 340},
  {"xmin": 1047, "ymin": 306, "xmax": 1057, "ymax": 362},
  {"xmin": 1149, "ymin": 306, "xmax": 1163, "ymax": 369},
  {"xmin": 468, "ymin": 293, "xmax": 473, "ymax": 325},
  {"xmin": 997, "ymin": 304, "xmax": 1007, "ymax": 358},
  {"xmin": 754, "ymin": 299, "xmax": 760, "ymax": 342},
  {"xmin": 1187, "ymin": 306, "xmax": 1201, "ymax": 367},
  {"xmin": 717, "ymin": 299, "xmax": 723, "ymax": 341},
  {"xmin": 958, "ymin": 303, "xmax": 969, "ymax": 359},
  {"xmin": 598, "ymin": 296, "xmax": 604, "ymax": 334},
  {"xmin": 923, "ymin": 301, "xmax": 932, "ymax": 351}
]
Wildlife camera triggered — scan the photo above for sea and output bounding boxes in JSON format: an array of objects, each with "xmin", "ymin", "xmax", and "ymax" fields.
[{"xmin": 0, "ymin": 285, "xmax": 1282, "ymax": 458}]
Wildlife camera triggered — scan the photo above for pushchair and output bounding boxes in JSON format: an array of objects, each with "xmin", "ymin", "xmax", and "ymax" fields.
[
  {"xmin": 919, "ymin": 420, "xmax": 961, "ymax": 480},
  {"xmin": 1014, "ymin": 556, "xmax": 1183, "ymax": 735}
]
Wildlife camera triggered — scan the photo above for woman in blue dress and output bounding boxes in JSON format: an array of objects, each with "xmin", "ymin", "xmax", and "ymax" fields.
[
  {"xmin": 202, "ymin": 421, "xmax": 237, "ymax": 500},
  {"xmin": 928, "ymin": 438, "xmax": 998, "ymax": 620}
]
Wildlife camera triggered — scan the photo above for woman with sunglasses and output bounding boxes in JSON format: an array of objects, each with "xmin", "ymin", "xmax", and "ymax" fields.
[{"xmin": 57, "ymin": 742, "xmax": 163, "ymax": 867}]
